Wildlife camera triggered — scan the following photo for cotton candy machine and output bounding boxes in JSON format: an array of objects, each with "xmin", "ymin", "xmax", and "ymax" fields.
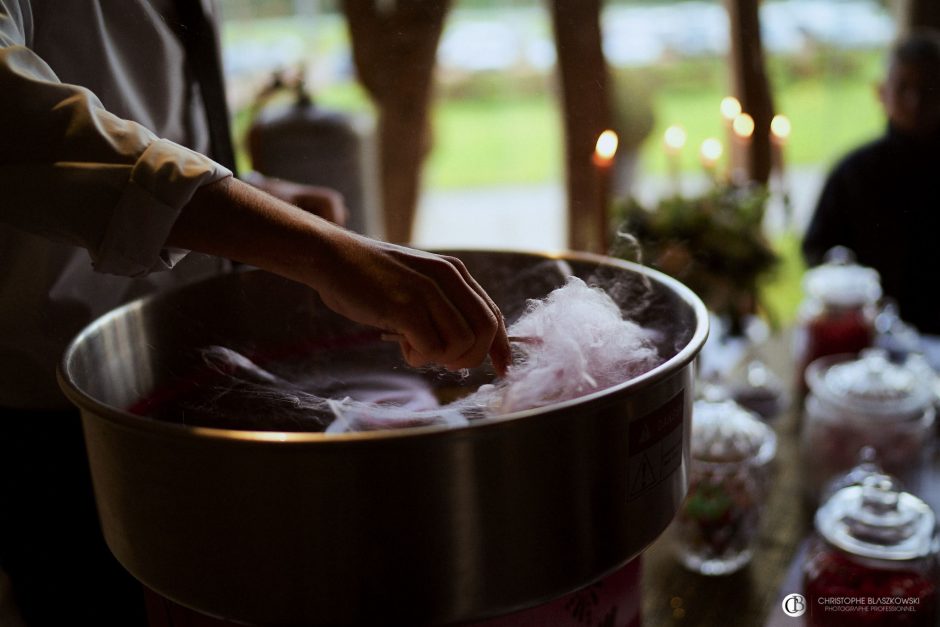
[{"xmin": 58, "ymin": 250, "xmax": 707, "ymax": 626}]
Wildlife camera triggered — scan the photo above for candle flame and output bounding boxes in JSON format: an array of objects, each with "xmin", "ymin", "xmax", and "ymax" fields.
[
  {"xmin": 720, "ymin": 96, "xmax": 742, "ymax": 121},
  {"xmin": 595, "ymin": 129, "xmax": 619, "ymax": 161},
  {"xmin": 664, "ymin": 125, "xmax": 687, "ymax": 152},
  {"xmin": 771, "ymin": 114, "xmax": 791, "ymax": 141},
  {"xmin": 700, "ymin": 138, "xmax": 723, "ymax": 164},
  {"xmin": 732, "ymin": 113, "xmax": 755, "ymax": 139}
]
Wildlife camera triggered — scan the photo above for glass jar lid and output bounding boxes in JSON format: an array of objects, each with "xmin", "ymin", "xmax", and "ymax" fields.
[
  {"xmin": 806, "ymin": 349, "xmax": 935, "ymax": 419},
  {"xmin": 691, "ymin": 398, "xmax": 776, "ymax": 465},
  {"xmin": 816, "ymin": 473, "xmax": 937, "ymax": 561},
  {"xmin": 803, "ymin": 246, "xmax": 882, "ymax": 308}
]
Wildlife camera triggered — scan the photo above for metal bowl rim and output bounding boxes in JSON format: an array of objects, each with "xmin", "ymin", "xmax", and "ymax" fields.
[{"xmin": 57, "ymin": 249, "xmax": 708, "ymax": 443}]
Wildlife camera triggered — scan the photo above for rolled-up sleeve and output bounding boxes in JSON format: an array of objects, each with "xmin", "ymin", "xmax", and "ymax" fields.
[{"xmin": 0, "ymin": 0, "xmax": 231, "ymax": 277}]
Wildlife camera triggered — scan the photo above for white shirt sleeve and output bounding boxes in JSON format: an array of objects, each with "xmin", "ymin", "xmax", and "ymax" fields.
[{"xmin": 0, "ymin": 0, "xmax": 232, "ymax": 277}]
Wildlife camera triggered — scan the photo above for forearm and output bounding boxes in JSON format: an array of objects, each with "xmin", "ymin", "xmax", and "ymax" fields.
[
  {"xmin": 166, "ymin": 176, "xmax": 342, "ymax": 289},
  {"xmin": 240, "ymin": 170, "xmax": 348, "ymax": 227},
  {"xmin": 168, "ymin": 177, "xmax": 511, "ymax": 374}
]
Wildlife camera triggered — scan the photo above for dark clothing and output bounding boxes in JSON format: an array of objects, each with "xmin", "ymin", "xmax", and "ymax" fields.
[
  {"xmin": 802, "ymin": 126, "xmax": 940, "ymax": 334},
  {"xmin": 0, "ymin": 408, "xmax": 146, "ymax": 626}
]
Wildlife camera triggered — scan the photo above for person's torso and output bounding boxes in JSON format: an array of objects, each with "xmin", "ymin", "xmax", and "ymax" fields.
[
  {"xmin": 0, "ymin": 0, "xmax": 226, "ymax": 408},
  {"xmin": 28, "ymin": 0, "xmax": 214, "ymax": 151},
  {"xmin": 838, "ymin": 134, "xmax": 940, "ymax": 333}
]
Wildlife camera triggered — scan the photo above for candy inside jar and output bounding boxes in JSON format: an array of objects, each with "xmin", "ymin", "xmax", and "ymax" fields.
[
  {"xmin": 803, "ymin": 471, "xmax": 939, "ymax": 626},
  {"xmin": 730, "ymin": 359, "xmax": 788, "ymax": 422},
  {"xmin": 673, "ymin": 398, "xmax": 776, "ymax": 575},
  {"xmin": 795, "ymin": 247, "xmax": 882, "ymax": 396},
  {"xmin": 800, "ymin": 349, "xmax": 936, "ymax": 504}
]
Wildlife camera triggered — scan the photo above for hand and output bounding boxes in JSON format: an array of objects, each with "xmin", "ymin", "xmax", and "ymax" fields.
[
  {"xmin": 243, "ymin": 171, "xmax": 348, "ymax": 227},
  {"xmin": 311, "ymin": 231, "xmax": 512, "ymax": 375}
]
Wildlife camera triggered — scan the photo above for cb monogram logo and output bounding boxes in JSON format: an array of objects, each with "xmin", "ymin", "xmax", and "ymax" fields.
[{"xmin": 782, "ymin": 593, "xmax": 807, "ymax": 617}]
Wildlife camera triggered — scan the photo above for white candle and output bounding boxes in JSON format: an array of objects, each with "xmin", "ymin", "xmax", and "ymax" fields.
[
  {"xmin": 770, "ymin": 114, "xmax": 793, "ymax": 226},
  {"xmin": 732, "ymin": 113, "xmax": 754, "ymax": 144},
  {"xmin": 720, "ymin": 96, "xmax": 742, "ymax": 127},
  {"xmin": 663, "ymin": 125, "xmax": 687, "ymax": 195},
  {"xmin": 593, "ymin": 129, "xmax": 619, "ymax": 251},
  {"xmin": 699, "ymin": 137, "xmax": 723, "ymax": 180}
]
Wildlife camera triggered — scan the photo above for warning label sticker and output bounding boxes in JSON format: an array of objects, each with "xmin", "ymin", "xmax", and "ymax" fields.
[{"xmin": 626, "ymin": 393, "xmax": 684, "ymax": 500}]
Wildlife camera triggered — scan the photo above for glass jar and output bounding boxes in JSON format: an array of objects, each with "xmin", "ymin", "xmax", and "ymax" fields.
[
  {"xmin": 674, "ymin": 398, "xmax": 776, "ymax": 575},
  {"xmin": 795, "ymin": 247, "xmax": 882, "ymax": 395},
  {"xmin": 803, "ymin": 474, "xmax": 939, "ymax": 626},
  {"xmin": 730, "ymin": 359, "xmax": 788, "ymax": 422},
  {"xmin": 874, "ymin": 299, "xmax": 922, "ymax": 362},
  {"xmin": 800, "ymin": 349, "xmax": 936, "ymax": 503}
]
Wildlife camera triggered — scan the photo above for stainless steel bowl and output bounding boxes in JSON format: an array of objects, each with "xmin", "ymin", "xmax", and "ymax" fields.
[{"xmin": 58, "ymin": 250, "xmax": 707, "ymax": 626}]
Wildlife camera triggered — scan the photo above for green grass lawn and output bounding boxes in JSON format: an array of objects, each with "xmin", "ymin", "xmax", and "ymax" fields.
[
  {"xmin": 427, "ymin": 96, "xmax": 564, "ymax": 188},
  {"xmin": 239, "ymin": 66, "xmax": 885, "ymax": 191},
  {"xmin": 423, "ymin": 54, "xmax": 886, "ymax": 188},
  {"xmin": 642, "ymin": 77, "xmax": 882, "ymax": 176}
]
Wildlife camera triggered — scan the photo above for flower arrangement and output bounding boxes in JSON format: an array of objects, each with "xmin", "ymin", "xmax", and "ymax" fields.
[{"xmin": 612, "ymin": 182, "xmax": 780, "ymax": 333}]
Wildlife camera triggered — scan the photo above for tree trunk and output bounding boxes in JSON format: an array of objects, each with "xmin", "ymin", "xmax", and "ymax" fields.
[
  {"xmin": 725, "ymin": 0, "xmax": 775, "ymax": 185},
  {"xmin": 342, "ymin": 0, "xmax": 451, "ymax": 244},
  {"xmin": 901, "ymin": 0, "xmax": 940, "ymax": 32},
  {"xmin": 550, "ymin": 0, "xmax": 612, "ymax": 253}
]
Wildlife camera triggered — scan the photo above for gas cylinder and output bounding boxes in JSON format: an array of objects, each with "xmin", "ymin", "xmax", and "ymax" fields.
[{"xmin": 247, "ymin": 76, "xmax": 381, "ymax": 237}]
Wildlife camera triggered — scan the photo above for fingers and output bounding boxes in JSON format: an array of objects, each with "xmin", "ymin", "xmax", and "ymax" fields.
[
  {"xmin": 378, "ymin": 252, "xmax": 508, "ymax": 374},
  {"xmin": 308, "ymin": 234, "xmax": 507, "ymax": 374},
  {"xmin": 389, "ymin": 265, "xmax": 481, "ymax": 368},
  {"xmin": 392, "ymin": 283, "xmax": 461, "ymax": 366},
  {"xmin": 437, "ymin": 255, "xmax": 511, "ymax": 376}
]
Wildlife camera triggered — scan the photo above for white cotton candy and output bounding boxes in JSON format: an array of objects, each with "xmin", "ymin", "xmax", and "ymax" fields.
[
  {"xmin": 461, "ymin": 277, "xmax": 662, "ymax": 414},
  {"xmin": 325, "ymin": 397, "xmax": 469, "ymax": 434}
]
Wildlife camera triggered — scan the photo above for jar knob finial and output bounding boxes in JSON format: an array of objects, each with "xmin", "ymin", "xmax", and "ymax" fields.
[{"xmin": 860, "ymin": 474, "xmax": 900, "ymax": 513}]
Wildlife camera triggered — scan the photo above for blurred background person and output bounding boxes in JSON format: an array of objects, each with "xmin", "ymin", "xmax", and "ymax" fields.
[{"xmin": 802, "ymin": 29, "xmax": 940, "ymax": 335}]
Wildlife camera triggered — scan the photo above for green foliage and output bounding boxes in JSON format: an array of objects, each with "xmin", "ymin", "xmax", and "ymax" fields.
[
  {"xmin": 759, "ymin": 232, "xmax": 807, "ymax": 326},
  {"xmin": 613, "ymin": 182, "xmax": 780, "ymax": 327}
]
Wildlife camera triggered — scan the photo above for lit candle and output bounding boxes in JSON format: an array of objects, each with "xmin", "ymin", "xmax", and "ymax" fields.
[
  {"xmin": 593, "ymin": 129, "xmax": 618, "ymax": 252},
  {"xmin": 663, "ymin": 124, "xmax": 686, "ymax": 196},
  {"xmin": 770, "ymin": 114, "xmax": 791, "ymax": 173},
  {"xmin": 730, "ymin": 112, "xmax": 754, "ymax": 182},
  {"xmin": 770, "ymin": 114, "xmax": 793, "ymax": 226},
  {"xmin": 732, "ymin": 112, "xmax": 755, "ymax": 143},
  {"xmin": 770, "ymin": 114, "xmax": 791, "ymax": 142},
  {"xmin": 593, "ymin": 129, "xmax": 618, "ymax": 168},
  {"xmin": 699, "ymin": 137, "xmax": 723, "ymax": 181},
  {"xmin": 720, "ymin": 96, "xmax": 742, "ymax": 127},
  {"xmin": 720, "ymin": 97, "xmax": 742, "ymax": 182}
]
